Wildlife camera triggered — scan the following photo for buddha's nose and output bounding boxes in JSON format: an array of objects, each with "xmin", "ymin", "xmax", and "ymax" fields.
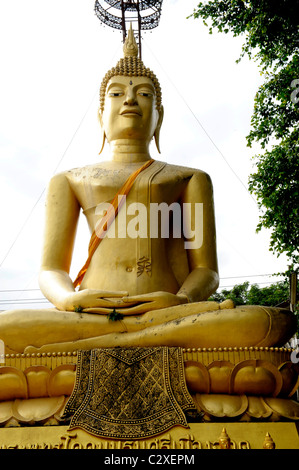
[{"xmin": 124, "ymin": 89, "xmax": 137, "ymax": 106}]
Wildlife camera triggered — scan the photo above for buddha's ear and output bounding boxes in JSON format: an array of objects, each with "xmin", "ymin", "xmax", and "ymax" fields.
[
  {"xmin": 98, "ymin": 109, "xmax": 106, "ymax": 155},
  {"xmin": 154, "ymin": 105, "xmax": 164, "ymax": 154}
]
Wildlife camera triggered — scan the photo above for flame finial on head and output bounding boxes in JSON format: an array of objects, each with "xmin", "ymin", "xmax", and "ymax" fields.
[{"xmin": 123, "ymin": 24, "xmax": 138, "ymax": 58}]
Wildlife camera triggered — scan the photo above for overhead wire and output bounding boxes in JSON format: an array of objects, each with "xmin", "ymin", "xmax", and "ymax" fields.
[
  {"xmin": 0, "ymin": 41, "xmax": 122, "ymax": 272},
  {"xmin": 0, "ymin": 90, "xmax": 98, "ymax": 270},
  {"xmin": 0, "ymin": 273, "xmax": 285, "ymax": 294},
  {"xmin": 0, "ymin": 278, "xmax": 287, "ymax": 307},
  {"xmin": 0, "ymin": 273, "xmax": 286, "ymax": 306},
  {"xmin": 142, "ymin": 38, "xmax": 258, "ymax": 206},
  {"xmin": 142, "ymin": 38, "xmax": 263, "ymax": 275}
]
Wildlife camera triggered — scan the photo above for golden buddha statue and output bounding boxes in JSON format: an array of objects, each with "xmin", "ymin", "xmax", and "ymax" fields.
[{"xmin": 0, "ymin": 28, "xmax": 296, "ymax": 356}]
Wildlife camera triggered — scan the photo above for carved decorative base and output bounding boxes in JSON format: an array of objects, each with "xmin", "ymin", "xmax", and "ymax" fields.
[
  {"xmin": 0, "ymin": 347, "xmax": 298, "ymax": 429},
  {"xmin": 1, "ymin": 394, "xmax": 299, "ymax": 428}
]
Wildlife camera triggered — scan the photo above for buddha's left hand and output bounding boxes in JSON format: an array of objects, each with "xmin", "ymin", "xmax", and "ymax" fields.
[{"xmin": 113, "ymin": 291, "xmax": 188, "ymax": 315}]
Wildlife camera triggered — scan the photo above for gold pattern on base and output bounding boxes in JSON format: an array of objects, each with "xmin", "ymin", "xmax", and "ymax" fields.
[{"xmin": 63, "ymin": 347, "xmax": 197, "ymax": 439}]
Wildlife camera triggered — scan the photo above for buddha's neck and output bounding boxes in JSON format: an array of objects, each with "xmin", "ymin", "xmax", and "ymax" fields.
[{"xmin": 110, "ymin": 140, "xmax": 152, "ymax": 163}]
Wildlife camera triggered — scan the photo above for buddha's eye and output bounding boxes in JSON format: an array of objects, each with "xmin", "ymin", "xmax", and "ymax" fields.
[
  {"xmin": 108, "ymin": 90, "xmax": 123, "ymax": 97},
  {"xmin": 138, "ymin": 91, "xmax": 153, "ymax": 97}
]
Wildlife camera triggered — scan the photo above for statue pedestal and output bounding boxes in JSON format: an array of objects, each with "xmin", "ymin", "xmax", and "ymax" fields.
[{"xmin": 0, "ymin": 348, "xmax": 298, "ymax": 450}]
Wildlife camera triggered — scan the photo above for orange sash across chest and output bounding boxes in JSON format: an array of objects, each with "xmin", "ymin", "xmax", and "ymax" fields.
[{"xmin": 73, "ymin": 159, "xmax": 154, "ymax": 288}]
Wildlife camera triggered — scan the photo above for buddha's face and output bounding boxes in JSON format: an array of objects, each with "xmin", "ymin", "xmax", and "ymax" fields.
[{"xmin": 100, "ymin": 75, "xmax": 161, "ymax": 144}]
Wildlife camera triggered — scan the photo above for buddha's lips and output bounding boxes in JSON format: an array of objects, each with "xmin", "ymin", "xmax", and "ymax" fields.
[{"xmin": 120, "ymin": 108, "xmax": 142, "ymax": 116}]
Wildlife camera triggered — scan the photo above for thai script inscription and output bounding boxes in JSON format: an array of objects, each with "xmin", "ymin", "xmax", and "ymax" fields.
[{"xmin": 0, "ymin": 431, "xmax": 250, "ymax": 450}]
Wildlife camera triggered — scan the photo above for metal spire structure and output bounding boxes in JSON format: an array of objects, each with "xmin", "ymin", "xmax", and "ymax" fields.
[{"xmin": 94, "ymin": 1, "xmax": 164, "ymax": 58}]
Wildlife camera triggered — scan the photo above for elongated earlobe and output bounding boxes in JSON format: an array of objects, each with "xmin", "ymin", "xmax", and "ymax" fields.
[
  {"xmin": 154, "ymin": 106, "xmax": 164, "ymax": 154},
  {"xmin": 154, "ymin": 130, "xmax": 161, "ymax": 154},
  {"xmin": 99, "ymin": 129, "xmax": 106, "ymax": 155},
  {"xmin": 98, "ymin": 110, "xmax": 106, "ymax": 155}
]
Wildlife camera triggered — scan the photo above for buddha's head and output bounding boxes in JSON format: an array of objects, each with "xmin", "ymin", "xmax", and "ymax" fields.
[{"xmin": 98, "ymin": 26, "xmax": 163, "ymax": 153}]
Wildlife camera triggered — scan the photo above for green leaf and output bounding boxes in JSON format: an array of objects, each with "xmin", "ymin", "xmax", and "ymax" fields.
[{"xmin": 108, "ymin": 309, "xmax": 124, "ymax": 322}]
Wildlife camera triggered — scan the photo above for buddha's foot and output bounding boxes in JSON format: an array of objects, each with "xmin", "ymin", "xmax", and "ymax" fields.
[
  {"xmin": 24, "ymin": 343, "xmax": 78, "ymax": 355},
  {"xmin": 219, "ymin": 299, "xmax": 235, "ymax": 309}
]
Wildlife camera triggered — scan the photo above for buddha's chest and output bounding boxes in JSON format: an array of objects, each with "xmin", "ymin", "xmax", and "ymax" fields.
[{"xmin": 71, "ymin": 168, "xmax": 188, "ymax": 211}]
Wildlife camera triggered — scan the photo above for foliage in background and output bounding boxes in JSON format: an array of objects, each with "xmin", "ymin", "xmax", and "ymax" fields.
[
  {"xmin": 189, "ymin": 0, "xmax": 299, "ymax": 271},
  {"xmin": 210, "ymin": 280, "xmax": 298, "ymax": 333},
  {"xmin": 209, "ymin": 280, "xmax": 291, "ymax": 307}
]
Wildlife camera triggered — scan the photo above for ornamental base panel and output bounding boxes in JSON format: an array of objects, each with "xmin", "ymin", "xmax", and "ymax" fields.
[{"xmin": 0, "ymin": 347, "xmax": 298, "ymax": 448}]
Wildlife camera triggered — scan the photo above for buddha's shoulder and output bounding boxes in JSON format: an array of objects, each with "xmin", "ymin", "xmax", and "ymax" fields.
[
  {"xmin": 49, "ymin": 163, "xmax": 120, "ymax": 183},
  {"xmin": 49, "ymin": 161, "xmax": 211, "ymax": 184},
  {"xmin": 159, "ymin": 162, "xmax": 212, "ymax": 183}
]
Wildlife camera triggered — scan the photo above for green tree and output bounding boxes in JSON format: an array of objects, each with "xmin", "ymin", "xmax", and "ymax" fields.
[
  {"xmin": 189, "ymin": 0, "xmax": 299, "ymax": 270},
  {"xmin": 209, "ymin": 280, "xmax": 292, "ymax": 307},
  {"xmin": 210, "ymin": 281, "xmax": 250, "ymax": 305}
]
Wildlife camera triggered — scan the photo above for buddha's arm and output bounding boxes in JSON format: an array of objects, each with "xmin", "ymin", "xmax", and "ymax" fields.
[
  {"xmin": 40, "ymin": 267, "xmax": 130, "ymax": 312},
  {"xmin": 177, "ymin": 170, "xmax": 219, "ymax": 302},
  {"xmin": 39, "ymin": 173, "xmax": 132, "ymax": 312},
  {"xmin": 38, "ymin": 172, "xmax": 81, "ymax": 310}
]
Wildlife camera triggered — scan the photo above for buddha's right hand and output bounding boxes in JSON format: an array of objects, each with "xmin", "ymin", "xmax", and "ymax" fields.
[{"xmin": 62, "ymin": 289, "xmax": 130, "ymax": 313}]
